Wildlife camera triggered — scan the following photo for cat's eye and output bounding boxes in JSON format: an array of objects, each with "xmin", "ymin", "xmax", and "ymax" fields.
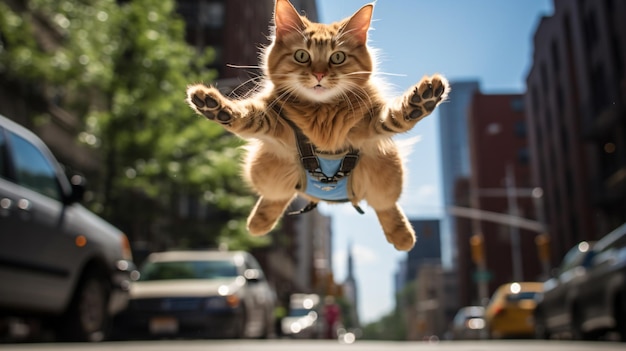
[
  {"xmin": 330, "ymin": 51, "xmax": 346, "ymax": 64},
  {"xmin": 294, "ymin": 49, "xmax": 310, "ymax": 63}
]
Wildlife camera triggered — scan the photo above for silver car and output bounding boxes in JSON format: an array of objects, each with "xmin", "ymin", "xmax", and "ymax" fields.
[
  {"xmin": 116, "ymin": 250, "xmax": 276, "ymax": 339},
  {"xmin": 0, "ymin": 114, "xmax": 135, "ymax": 341},
  {"xmin": 450, "ymin": 306, "xmax": 486, "ymax": 340}
]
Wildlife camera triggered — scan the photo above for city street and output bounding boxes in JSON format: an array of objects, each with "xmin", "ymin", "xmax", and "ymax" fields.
[{"xmin": 1, "ymin": 340, "xmax": 625, "ymax": 351}]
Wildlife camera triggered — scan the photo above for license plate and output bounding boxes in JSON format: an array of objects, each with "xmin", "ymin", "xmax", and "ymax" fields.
[{"xmin": 149, "ymin": 317, "xmax": 179, "ymax": 334}]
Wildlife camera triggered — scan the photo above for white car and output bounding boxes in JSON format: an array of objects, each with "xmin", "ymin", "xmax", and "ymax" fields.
[{"xmin": 115, "ymin": 250, "xmax": 276, "ymax": 339}]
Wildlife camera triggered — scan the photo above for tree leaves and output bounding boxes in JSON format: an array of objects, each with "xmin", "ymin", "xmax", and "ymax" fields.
[{"xmin": 0, "ymin": 0, "xmax": 265, "ymax": 251}]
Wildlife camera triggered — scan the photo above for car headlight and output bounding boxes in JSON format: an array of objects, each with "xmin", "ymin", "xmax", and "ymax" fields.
[{"xmin": 466, "ymin": 318, "xmax": 485, "ymax": 330}]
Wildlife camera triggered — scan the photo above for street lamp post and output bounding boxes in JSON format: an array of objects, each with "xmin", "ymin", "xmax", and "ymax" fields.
[{"xmin": 505, "ymin": 164, "xmax": 523, "ymax": 282}]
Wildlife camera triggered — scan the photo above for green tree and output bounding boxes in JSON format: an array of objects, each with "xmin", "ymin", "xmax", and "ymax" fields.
[{"xmin": 0, "ymin": 0, "xmax": 267, "ymax": 250}]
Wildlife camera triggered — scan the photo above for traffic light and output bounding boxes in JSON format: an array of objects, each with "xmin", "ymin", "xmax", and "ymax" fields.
[
  {"xmin": 535, "ymin": 233, "xmax": 550, "ymax": 263},
  {"xmin": 470, "ymin": 234, "xmax": 485, "ymax": 264}
]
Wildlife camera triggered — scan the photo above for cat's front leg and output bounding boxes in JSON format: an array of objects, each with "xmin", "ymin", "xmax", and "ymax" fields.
[
  {"xmin": 381, "ymin": 74, "xmax": 449, "ymax": 133},
  {"xmin": 402, "ymin": 74, "xmax": 448, "ymax": 121},
  {"xmin": 186, "ymin": 84, "xmax": 241, "ymax": 126}
]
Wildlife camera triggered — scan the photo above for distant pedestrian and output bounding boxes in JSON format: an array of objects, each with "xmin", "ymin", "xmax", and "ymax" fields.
[{"xmin": 323, "ymin": 296, "xmax": 340, "ymax": 339}]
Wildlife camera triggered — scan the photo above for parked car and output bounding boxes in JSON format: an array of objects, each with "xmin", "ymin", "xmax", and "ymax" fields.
[
  {"xmin": 281, "ymin": 293, "xmax": 321, "ymax": 338},
  {"xmin": 572, "ymin": 223, "xmax": 626, "ymax": 341},
  {"xmin": 0, "ymin": 114, "xmax": 135, "ymax": 341},
  {"xmin": 450, "ymin": 305, "xmax": 485, "ymax": 340},
  {"xmin": 115, "ymin": 250, "xmax": 276, "ymax": 339},
  {"xmin": 533, "ymin": 240, "xmax": 595, "ymax": 340},
  {"xmin": 484, "ymin": 282, "xmax": 543, "ymax": 339}
]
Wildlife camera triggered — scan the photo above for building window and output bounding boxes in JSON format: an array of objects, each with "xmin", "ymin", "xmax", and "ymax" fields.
[
  {"xmin": 510, "ymin": 97, "xmax": 524, "ymax": 112},
  {"xmin": 517, "ymin": 147, "xmax": 530, "ymax": 165},
  {"xmin": 200, "ymin": 2, "xmax": 224, "ymax": 29},
  {"xmin": 514, "ymin": 120, "xmax": 527, "ymax": 138},
  {"xmin": 486, "ymin": 123, "xmax": 501, "ymax": 135}
]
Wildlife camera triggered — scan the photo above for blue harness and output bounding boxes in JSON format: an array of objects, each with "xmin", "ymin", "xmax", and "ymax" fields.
[
  {"xmin": 305, "ymin": 157, "xmax": 351, "ymax": 201},
  {"xmin": 284, "ymin": 117, "xmax": 364, "ymax": 215}
]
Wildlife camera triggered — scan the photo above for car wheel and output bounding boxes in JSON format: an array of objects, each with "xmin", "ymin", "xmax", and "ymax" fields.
[
  {"xmin": 570, "ymin": 305, "xmax": 589, "ymax": 341},
  {"xmin": 616, "ymin": 291, "xmax": 626, "ymax": 342},
  {"xmin": 260, "ymin": 309, "xmax": 275, "ymax": 339},
  {"xmin": 233, "ymin": 305, "xmax": 247, "ymax": 339},
  {"xmin": 534, "ymin": 311, "xmax": 550, "ymax": 340},
  {"xmin": 58, "ymin": 274, "xmax": 110, "ymax": 342}
]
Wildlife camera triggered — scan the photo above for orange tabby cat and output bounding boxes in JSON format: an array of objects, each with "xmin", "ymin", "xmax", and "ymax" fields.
[{"xmin": 186, "ymin": 0, "xmax": 449, "ymax": 251}]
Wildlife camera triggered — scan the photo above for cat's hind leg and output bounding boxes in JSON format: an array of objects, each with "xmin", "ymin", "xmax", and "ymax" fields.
[
  {"xmin": 353, "ymin": 153, "xmax": 416, "ymax": 251},
  {"xmin": 373, "ymin": 204, "xmax": 416, "ymax": 251},
  {"xmin": 247, "ymin": 196, "xmax": 295, "ymax": 236},
  {"xmin": 243, "ymin": 147, "xmax": 300, "ymax": 236}
]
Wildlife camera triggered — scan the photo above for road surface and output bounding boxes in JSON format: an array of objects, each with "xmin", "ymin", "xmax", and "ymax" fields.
[{"xmin": 2, "ymin": 340, "xmax": 625, "ymax": 351}]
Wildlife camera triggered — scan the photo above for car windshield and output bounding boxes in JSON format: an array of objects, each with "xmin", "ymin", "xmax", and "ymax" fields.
[
  {"xmin": 506, "ymin": 292, "xmax": 538, "ymax": 302},
  {"xmin": 138, "ymin": 260, "xmax": 238, "ymax": 281},
  {"xmin": 288, "ymin": 308, "xmax": 314, "ymax": 317}
]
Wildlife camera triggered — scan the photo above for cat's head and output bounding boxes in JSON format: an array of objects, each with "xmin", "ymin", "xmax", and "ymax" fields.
[{"xmin": 264, "ymin": 0, "xmax": 374, "ymax": 103}]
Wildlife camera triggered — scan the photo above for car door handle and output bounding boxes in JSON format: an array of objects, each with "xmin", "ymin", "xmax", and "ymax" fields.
[
  {"xmin": 16, "ymin": 198, "xmax": 31, "ymax": 211},
  {"xmin": 0, "ymin": 198, "xmax": 31, "ymax": 218},
  {"xmin": 0, "ymin": 197, "xmax": 12, "ymax": 217}
]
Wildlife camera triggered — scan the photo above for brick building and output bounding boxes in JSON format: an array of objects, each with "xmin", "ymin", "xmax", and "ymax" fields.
[
  {"xmin": 525, "ymin": 0, "xmax": 626, "ymax": 263},
  {"xmin": 465, "ymin": 93, "xmax": 543, "ymax": 295}
]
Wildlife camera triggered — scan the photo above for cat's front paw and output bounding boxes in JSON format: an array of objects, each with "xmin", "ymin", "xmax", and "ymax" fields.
[
  {"xmin": 186, "ymin": 84, "xmax": 235, "ymax": 124},
  {"xmin": 405, "ymin": 74, "xmax": 449, "ymax": 121}
]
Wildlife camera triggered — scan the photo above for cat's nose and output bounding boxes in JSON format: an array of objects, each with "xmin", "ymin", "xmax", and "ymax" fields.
[{"xmin": 312, "ymin": 72, "xmax": 326, "ymax": 82}]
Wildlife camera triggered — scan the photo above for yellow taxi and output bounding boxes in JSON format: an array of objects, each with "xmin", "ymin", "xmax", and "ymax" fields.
[{"xmin": 484, "ymin": 282, "xmax": 543, "ymax": 339}]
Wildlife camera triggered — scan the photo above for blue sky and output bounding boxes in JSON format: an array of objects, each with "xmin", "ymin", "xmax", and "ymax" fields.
[{"xmin": 315, "ymin": 0, "xmax": 553, "ymax": 324}]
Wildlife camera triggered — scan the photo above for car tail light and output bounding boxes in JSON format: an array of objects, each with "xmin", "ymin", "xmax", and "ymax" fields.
[
  {"xmin": 120, "ymin": 233, "xmax": 133, "ymax": 261},
  {"xmin": 494, "ymin": 305, "xmax": 505, "ymax": 316}
]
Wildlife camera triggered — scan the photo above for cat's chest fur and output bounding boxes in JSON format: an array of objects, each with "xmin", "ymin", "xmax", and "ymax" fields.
[{"xmin": 275, "ymin": 94, "xmax": 381, "ymax": 152}]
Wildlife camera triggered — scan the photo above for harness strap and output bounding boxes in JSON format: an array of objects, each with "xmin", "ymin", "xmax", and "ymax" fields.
[
  {"xmin": 271, "ymin": 104, "xmax": 364, "ymax": 215},
  {"xmin": 290, "ymin": 121, "xmax": 360, "ymax": 182},
  {"xmin": 287, "ymin": 201, "xmax": 318, "ymax": 216}
]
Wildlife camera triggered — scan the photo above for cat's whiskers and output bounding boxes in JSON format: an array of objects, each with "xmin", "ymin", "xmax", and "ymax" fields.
[
  {"xmin": 267, "ymin": 87, "xmax": 297, "ymax": 117},
  {"xmin": 345, "ymin": 71, "xmax": 374, "ymax": 77},
  {"xmin": 338, "ymin": 91, "xmax": 357, "ymax": 117},
  {"xmin": 229, "ymin": 75, "xmax": 266, "ymax": 99},
  {"xmin": 371, "ymin": 72, "xmax": 407, "ymax": 78},
  {"xmin": 226, "ymin": 64, "xmax": 262, "ymax": 70},
  {"xmin": 342, "ymin": 82, "xmax": 373, "ymax": 114}
]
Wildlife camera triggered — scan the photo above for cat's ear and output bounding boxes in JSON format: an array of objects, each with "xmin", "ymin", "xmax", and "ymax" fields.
[
  {"xmin": 341, "ymin": 3, "xmax": 373, "ymax": 45},
  {"xmin": 274, "ymin": 0, "xmax": 306, "ymax": 40}
]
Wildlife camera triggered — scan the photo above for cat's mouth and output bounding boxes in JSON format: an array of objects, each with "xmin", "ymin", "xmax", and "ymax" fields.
[{"xmin": 313, "ymin": 84, "xmax": 326, "ymax": 91}]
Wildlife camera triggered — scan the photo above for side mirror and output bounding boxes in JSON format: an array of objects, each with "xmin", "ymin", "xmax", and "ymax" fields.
[
  {"xmin": 549, "ymin": 267, "xmax": 559, "ymax": 279},
  {"xmin": 65, "ymin": 174, "xmax": 86, "ymax": 204},
  {"xmin": 243, "ymin": 268, "xmax": 262, "ymax": 282}
]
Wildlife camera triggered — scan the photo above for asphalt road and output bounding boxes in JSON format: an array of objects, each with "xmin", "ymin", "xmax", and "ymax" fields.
[{"xmin": 1, "ymin": 340, "xmax": 625, "ymax": 351}]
